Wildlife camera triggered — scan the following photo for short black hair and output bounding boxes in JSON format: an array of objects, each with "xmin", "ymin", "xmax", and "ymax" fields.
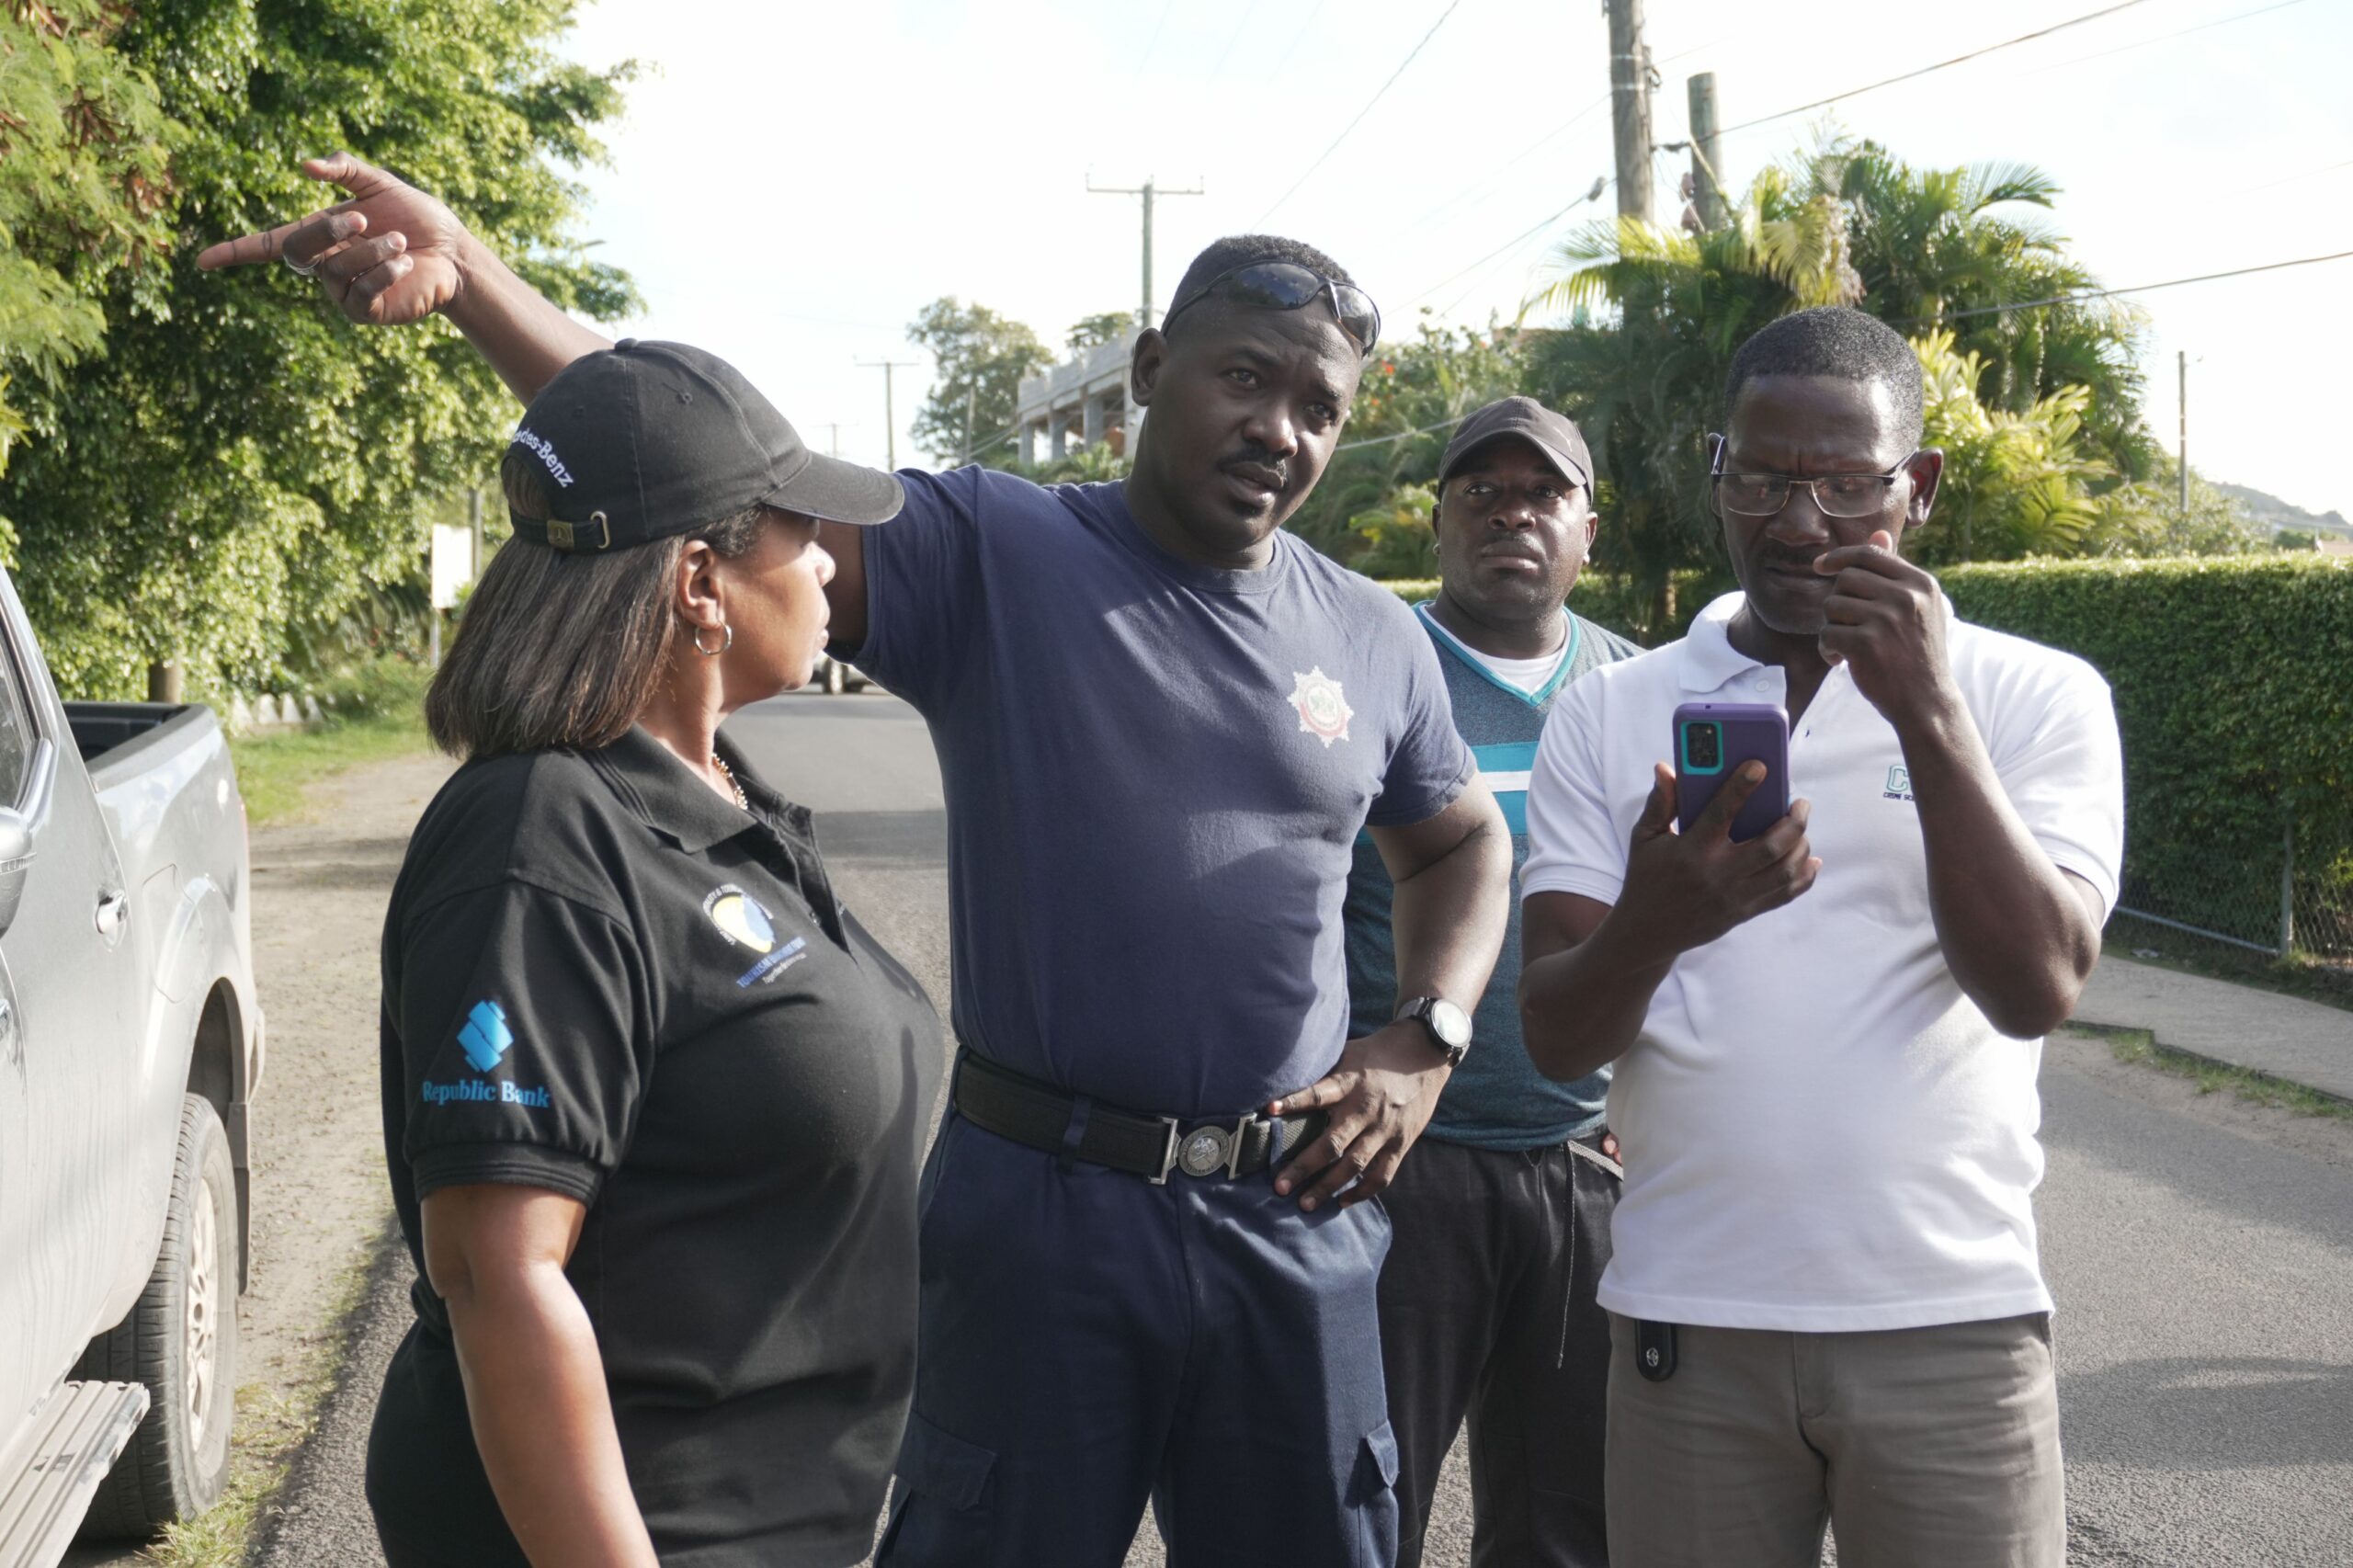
[
  {"xmin": 1167, "ymin": 233, "xmax": 1355, "ymax": 322},
  {"xmin": 1723, "ymin": 306, "xmax": 1924, "ymax": 448}
]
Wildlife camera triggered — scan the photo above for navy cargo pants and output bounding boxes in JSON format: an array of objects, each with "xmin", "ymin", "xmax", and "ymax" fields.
[{"xmin": 878, "ymin": 1106, "xmax": 1401, "ymax": 1567}]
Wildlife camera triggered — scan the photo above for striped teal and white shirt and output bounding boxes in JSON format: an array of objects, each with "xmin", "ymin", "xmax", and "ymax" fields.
[{"xmin": 1342, "ymin": 601, "xmax": 1642, "ymax": 1150}]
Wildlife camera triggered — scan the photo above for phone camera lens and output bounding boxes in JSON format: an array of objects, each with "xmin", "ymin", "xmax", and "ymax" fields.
[{"xmin": 1689, "ymin": 723, "xmax": 1721, "ymax": 769}]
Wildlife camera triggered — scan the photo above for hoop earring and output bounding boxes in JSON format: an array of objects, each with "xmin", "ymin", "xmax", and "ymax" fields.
[{"xmin": 693, "ymin": 623, "xmax": 733, "ymax": 657}]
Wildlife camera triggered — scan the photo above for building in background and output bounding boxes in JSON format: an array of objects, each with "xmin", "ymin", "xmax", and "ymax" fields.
[{"xmin": 1015, "ymin": 328, "xmax": 1140, "ymax": 466}]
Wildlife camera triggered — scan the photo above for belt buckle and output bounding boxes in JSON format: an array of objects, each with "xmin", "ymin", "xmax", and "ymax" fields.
[
  {"xmin": 1163, "ymin": 1114, "xmax": 1258, "ymax": 1181},
  {"xmin": 1152, "ymin": 1117, "xmax": 1182, "ymax": 1185}
]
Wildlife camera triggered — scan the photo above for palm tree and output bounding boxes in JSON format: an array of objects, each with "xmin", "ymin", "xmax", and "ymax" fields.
[
  {"xmin": 1833, "ymin": 144, "xmax": 2153, "ymax": 478},
  {"xmin": 1517, "ymin": 161, "xmax": 1864, "ymax": 632}
]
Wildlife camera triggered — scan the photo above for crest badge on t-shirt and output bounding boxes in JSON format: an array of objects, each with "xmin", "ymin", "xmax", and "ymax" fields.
[
  {"xmin": 1289, "ymin": 666, "xmax": 1354, "ymax": 747},
  {"xmin": 703, "ymin": 884, "xmax": 778, "ymax": 953}
]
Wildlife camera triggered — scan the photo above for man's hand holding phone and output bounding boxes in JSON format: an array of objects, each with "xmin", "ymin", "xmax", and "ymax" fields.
[{"xmin": 1613, "ymin": 761, "xmax": 1819, "ymax": 961}]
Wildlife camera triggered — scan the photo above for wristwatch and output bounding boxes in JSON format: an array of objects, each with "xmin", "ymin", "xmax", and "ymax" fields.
[{"xmin": 1395, "ymin": 996, "xmax": 1472, "ymax": 1068}]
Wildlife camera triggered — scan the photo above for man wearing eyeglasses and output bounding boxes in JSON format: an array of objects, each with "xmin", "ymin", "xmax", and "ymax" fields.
[
  {"xmin": 199, "ymin": 162, "xmax": 1511, "ymax": 1568},
  {"xmin": 1516, "ymin": 306, "xmax": 2122, "ymax": 1567}
]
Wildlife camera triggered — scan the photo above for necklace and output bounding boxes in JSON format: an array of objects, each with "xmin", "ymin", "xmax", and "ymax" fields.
[{"xmin": 710, "ymin": 753, "xmax": 748, "ymax": 812}]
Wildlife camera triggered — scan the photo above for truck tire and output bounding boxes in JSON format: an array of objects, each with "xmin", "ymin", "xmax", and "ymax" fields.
[{"xmin": 72, "ymin": 1093, "xmax": 239, "ymax": 1538}]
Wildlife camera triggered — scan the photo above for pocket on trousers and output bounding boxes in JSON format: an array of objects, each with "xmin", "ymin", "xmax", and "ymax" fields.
[
  {"xmin": 878, "ymin": 1411, "xmax": 998, "ymax": 1563},
  {"xmin": 1351, "ymin": 1419, "xmax": 1402, "ymax": 1566}
]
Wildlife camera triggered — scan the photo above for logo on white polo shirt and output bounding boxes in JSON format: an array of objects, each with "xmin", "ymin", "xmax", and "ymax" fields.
[
  {"xmin": 1883, "ymin": 764, "xmax": 1915, "ymax": 801},
  {"xmin": 1289, "ymin": 667, "xmax": 1354, "ymax": 747}
]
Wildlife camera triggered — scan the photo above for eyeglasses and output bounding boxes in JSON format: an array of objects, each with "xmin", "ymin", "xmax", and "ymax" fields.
[
  {"xmin": 1710, "ymin": 446, "xmax": 1923, "ymax": 519},
  {"xmin": 1159, "ymin": 261, "xmax": 1381, "ymax": 358}
]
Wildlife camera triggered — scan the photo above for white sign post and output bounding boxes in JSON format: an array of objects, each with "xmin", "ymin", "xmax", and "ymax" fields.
[{"xmin": 428, "ymin": 523, "xmax": 476, "ymax": 664}]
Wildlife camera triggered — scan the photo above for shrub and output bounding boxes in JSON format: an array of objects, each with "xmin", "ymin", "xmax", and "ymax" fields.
[{"xmin": 1941, "ymin": 556, "xmax": 2351, "ymax": 954}]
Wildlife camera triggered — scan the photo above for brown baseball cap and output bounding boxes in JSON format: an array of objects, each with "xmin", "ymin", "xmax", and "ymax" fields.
[{"xmin": 1438, "ymin": 396, "xmax": 1593, "ymax": 491}]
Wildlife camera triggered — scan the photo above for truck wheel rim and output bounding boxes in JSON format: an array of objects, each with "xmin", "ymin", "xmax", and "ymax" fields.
[{"xmin": 186, "ymin": 1174, "xmax": 220, "ymax": 1447}]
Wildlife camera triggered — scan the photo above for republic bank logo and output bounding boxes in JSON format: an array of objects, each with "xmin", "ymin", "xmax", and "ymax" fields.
[
  {"xmin": 423, "ymin": 999, "xmax": 551, "ymax": 1111},
  {"xmin": 458, "ymin": 1000, "xmax": 512, "ymax": 1071}
]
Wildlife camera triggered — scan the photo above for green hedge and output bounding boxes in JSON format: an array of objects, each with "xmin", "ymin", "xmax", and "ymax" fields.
[
  {"xmin": 1382, "ymin": 556, "xmax": 2352, "ymax": 952},
  {"xmin": 1941, "ymin": 556, "xmax": 2351, "ymax": 949}
]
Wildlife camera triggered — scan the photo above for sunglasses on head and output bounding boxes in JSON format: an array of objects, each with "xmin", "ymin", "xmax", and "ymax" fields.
[{"xmin": 1159, "ymin": 261, "xmax": 1381, "ymax": 358}]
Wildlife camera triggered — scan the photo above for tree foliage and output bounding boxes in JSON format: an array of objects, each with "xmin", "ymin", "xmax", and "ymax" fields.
[
  {"xmin": 1283, "ymin": 320, "xmax": 1525, "ymax": 576},
  {"xmin": 905, "ymin": 296, "xmax": 1050, "ymax": 468},
  {"xmin": 0, "ymin": 1, "xmax": 172, "ymax": 489},
  {"xmin": 0, "ymin": 0, "xmax": 635, "ymax": 698},
  {"xmin": 1497, "ymin": 137, "xmax": 2215, "ymax": 627},
  {"xmin": 1064, "ymin": 310, "xmax": 1133, "ymax": 355}
]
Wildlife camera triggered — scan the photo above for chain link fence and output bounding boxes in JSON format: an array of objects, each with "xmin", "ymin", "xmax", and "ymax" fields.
[{"xmin": 2111, "ymin": 824, "xmax": 2353, "ymax": 970}]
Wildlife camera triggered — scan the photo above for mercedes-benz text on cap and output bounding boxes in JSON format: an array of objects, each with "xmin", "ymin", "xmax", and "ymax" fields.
[{"xmin": 506, "ymin": 339, "xmax": 904, "ymax": 551}]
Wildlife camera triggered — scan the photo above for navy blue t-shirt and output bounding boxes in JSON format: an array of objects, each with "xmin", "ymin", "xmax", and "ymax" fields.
[{"xmin": 851, "ymin": 469, "xmax": 1473, "ymax": 1118}]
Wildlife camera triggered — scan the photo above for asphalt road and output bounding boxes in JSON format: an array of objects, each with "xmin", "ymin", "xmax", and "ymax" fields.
[{"xmin": 243, "ymin": 690, "xmax": 2352, "ymax": 1566}]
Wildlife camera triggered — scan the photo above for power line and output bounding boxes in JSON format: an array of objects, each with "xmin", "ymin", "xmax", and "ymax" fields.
[
  {"xmin": 1402, "ymin": 87, "xmax": 1613, "ymax": 234},
  {"xmin": 2029, "ymin": 0, "xmax": 2308, "ymax": 73},
  {"xmin": 1915, "ymin": 248, "xmax": 2353, "ymax": 322},
  {"xmin": 1714, "ymin": 0, "xmax": 2156, "ymax": 140},
  {"xmin": 1257, "ymin": 0, "xmax": 1463, "ymax": 223},
  {"xmin": 2247, "ymin": 154, "xmax": 2353, "ymax": 197},
  {"xmin": 1405, "ymin": 176, "xmax": 1611, "ymax": 306},
  {"xmin": 1134, "ymin": 0, "xmax": 1178, "ymax": 75},
  {"xmin": 1336, "ymin": 412, "xmax": 1474, "ymax": 452},
  {"xmin": 1268, "ymin": 0, "xmax": 1335, "ymax": 77},
  {"xmin": 1207, "ymin": 0, "xmax": 1256, "ymax": 81}
]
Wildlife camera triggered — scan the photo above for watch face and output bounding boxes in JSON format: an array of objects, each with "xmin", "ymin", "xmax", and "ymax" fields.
[{"xmin": 1429, "ymin": 998, "xmax": 1472, "ymax": 1051}]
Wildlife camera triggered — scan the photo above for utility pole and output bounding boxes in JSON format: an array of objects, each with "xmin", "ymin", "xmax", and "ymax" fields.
[
  {"xmin": 824, "ymin": 423, "xmax": 843, "ymax": 459},
  {"xmin": 1088, "ymin": 176, "xmax": 1204, "ymax": 330},
  {"xmin": 856, "ymin": 358, "xmax": 917, "ymax": 470},
  {"xmin": 1605, "ymin": 0, "xmax": 1654, "ymax": 223},
  {"xmin": 2177, "ymin": 350, "xmax": 2189, "ymax": 521},
  {"xmin": 962, "ymin": 383, "xmax": 977, "ymax": 466},
  {"xmin": 1686, "ymin": 72, "xmax": 1725, "ymax": 229}
]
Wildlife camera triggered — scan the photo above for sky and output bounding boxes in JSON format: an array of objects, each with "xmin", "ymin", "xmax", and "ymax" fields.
[{"xmin": 555, "ymin": 0, "xmax": 2353, "ymax": 520}]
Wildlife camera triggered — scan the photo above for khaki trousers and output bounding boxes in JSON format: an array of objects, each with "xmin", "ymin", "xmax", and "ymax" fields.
[{"xmin": 1604, "ymin": 1312, "xmax": 2063, "ymax": 1568}]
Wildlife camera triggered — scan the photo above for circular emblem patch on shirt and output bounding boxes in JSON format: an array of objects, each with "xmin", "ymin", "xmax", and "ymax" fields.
[
  {"xmin": 702, "ymin": 884, "xmax": 777, "ymax": 954},
  {"xmin": 1289, "ymin": 666, "xmax": 1354, "ymax": 748}
]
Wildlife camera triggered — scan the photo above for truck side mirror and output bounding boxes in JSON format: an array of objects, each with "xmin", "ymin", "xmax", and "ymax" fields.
[
  {"xmin": 0, "ymin": 735, "xmax": 49, "ymax": 940},
  {"xmin": 0, "ymin": 806, "xmax": 30, "ymax": 938}
]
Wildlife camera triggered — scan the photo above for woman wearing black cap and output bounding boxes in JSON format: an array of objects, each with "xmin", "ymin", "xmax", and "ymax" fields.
[{"xmin": 361, "ymin": 340, "xmax": 939, "ymax": 1566}]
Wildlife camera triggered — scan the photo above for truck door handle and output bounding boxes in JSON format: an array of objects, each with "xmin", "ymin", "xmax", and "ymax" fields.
[{"xmin": 95, "ymin": 890, "xmax": 128, "ymax": 946}]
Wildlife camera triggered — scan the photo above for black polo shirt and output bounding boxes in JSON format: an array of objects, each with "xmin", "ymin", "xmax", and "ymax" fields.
[{"xmin": 372, "ymin": 726, "xmax": 941, "ymax": 1566}]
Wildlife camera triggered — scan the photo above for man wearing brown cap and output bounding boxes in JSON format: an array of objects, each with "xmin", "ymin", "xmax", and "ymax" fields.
[{"xmin": 1342, "ymin": 396, "xmax": 1639, "ymax": 1566}]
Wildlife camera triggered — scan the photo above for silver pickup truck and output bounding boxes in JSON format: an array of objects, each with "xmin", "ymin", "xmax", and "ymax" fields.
[{"xmin": 0, "ymin": 566, "xmax": 262, "ymax": 1566}]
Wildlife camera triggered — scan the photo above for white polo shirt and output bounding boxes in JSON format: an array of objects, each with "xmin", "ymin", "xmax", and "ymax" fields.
[{"xmin": 1522, "ymin": 591, "xmax": 2124, "ymax": 1332}]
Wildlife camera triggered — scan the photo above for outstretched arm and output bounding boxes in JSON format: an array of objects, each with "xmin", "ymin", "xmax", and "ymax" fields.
[
  {"xmin": 197, "ymin": 153, "xmax": 609, "ymax": 403},
  {"xmin": 198, "ymin": 154, "xmax": 874, "ymax": 635}
]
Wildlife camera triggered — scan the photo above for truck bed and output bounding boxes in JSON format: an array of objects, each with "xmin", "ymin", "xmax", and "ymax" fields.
[{"xmin": 61, "ymin": 701, "xmax": 198, "ymax": 767}]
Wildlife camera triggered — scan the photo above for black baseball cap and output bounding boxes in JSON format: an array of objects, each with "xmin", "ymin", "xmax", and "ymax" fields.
[
  {"xmin": 1438, "ymin": 396, "xmax": 1593, "ymax": 492},
  {"xmin": 505, "ymin": 339, "xmax": 904, "ymax": 552}
]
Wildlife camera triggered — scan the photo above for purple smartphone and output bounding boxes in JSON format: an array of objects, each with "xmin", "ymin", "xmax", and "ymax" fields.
[{"xmin": 1674, "ymin": 701, "xmax": 1790, "ymax": 844}]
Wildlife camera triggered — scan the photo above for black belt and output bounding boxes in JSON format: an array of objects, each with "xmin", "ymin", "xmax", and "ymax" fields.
[{"xmin": 951, "ymin": 1050, "xmax": 1328, "ymax": 1184}]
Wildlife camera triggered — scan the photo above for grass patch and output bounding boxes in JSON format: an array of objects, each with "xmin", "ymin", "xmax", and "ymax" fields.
[
  {"xmin": 133, "ymin": 1231, "xmax": 391, "ymax": 1568},
  {"xmin": 2089, "ymin": 1024, "xmax": 2353, "ymax": 1120},
  {"xmin": 228, "ymin": 661, "xmax": 434, "ymax": 825}
]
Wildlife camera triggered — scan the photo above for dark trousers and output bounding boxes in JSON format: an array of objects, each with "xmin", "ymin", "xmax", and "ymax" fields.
[
  {"xmin": 880, "ymin": 1108, "xmax": 1400, "ymax": 1568},
  {"xmin": 1378, "ymin": 1131, "xmax": 1619, "ymax": 1568}
]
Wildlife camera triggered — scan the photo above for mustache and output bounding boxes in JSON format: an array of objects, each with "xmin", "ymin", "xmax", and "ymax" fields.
[
  {"xmin": 1758, "ymin": 542, "xmax": 1824, "ymax": 570},
  {"xmin": 1219, "ymin": 449, "xmax": 1288, "ymax": 488}
]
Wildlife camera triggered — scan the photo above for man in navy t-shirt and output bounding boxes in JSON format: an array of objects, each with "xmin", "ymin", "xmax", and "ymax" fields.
[
  {"xmin": 843, "ymin": 239, "xmax": 1510, "ymax": 1567},
  {"xmin": 216, "ymin": 155, "xmax": 1512, "ymax": 1566}
]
